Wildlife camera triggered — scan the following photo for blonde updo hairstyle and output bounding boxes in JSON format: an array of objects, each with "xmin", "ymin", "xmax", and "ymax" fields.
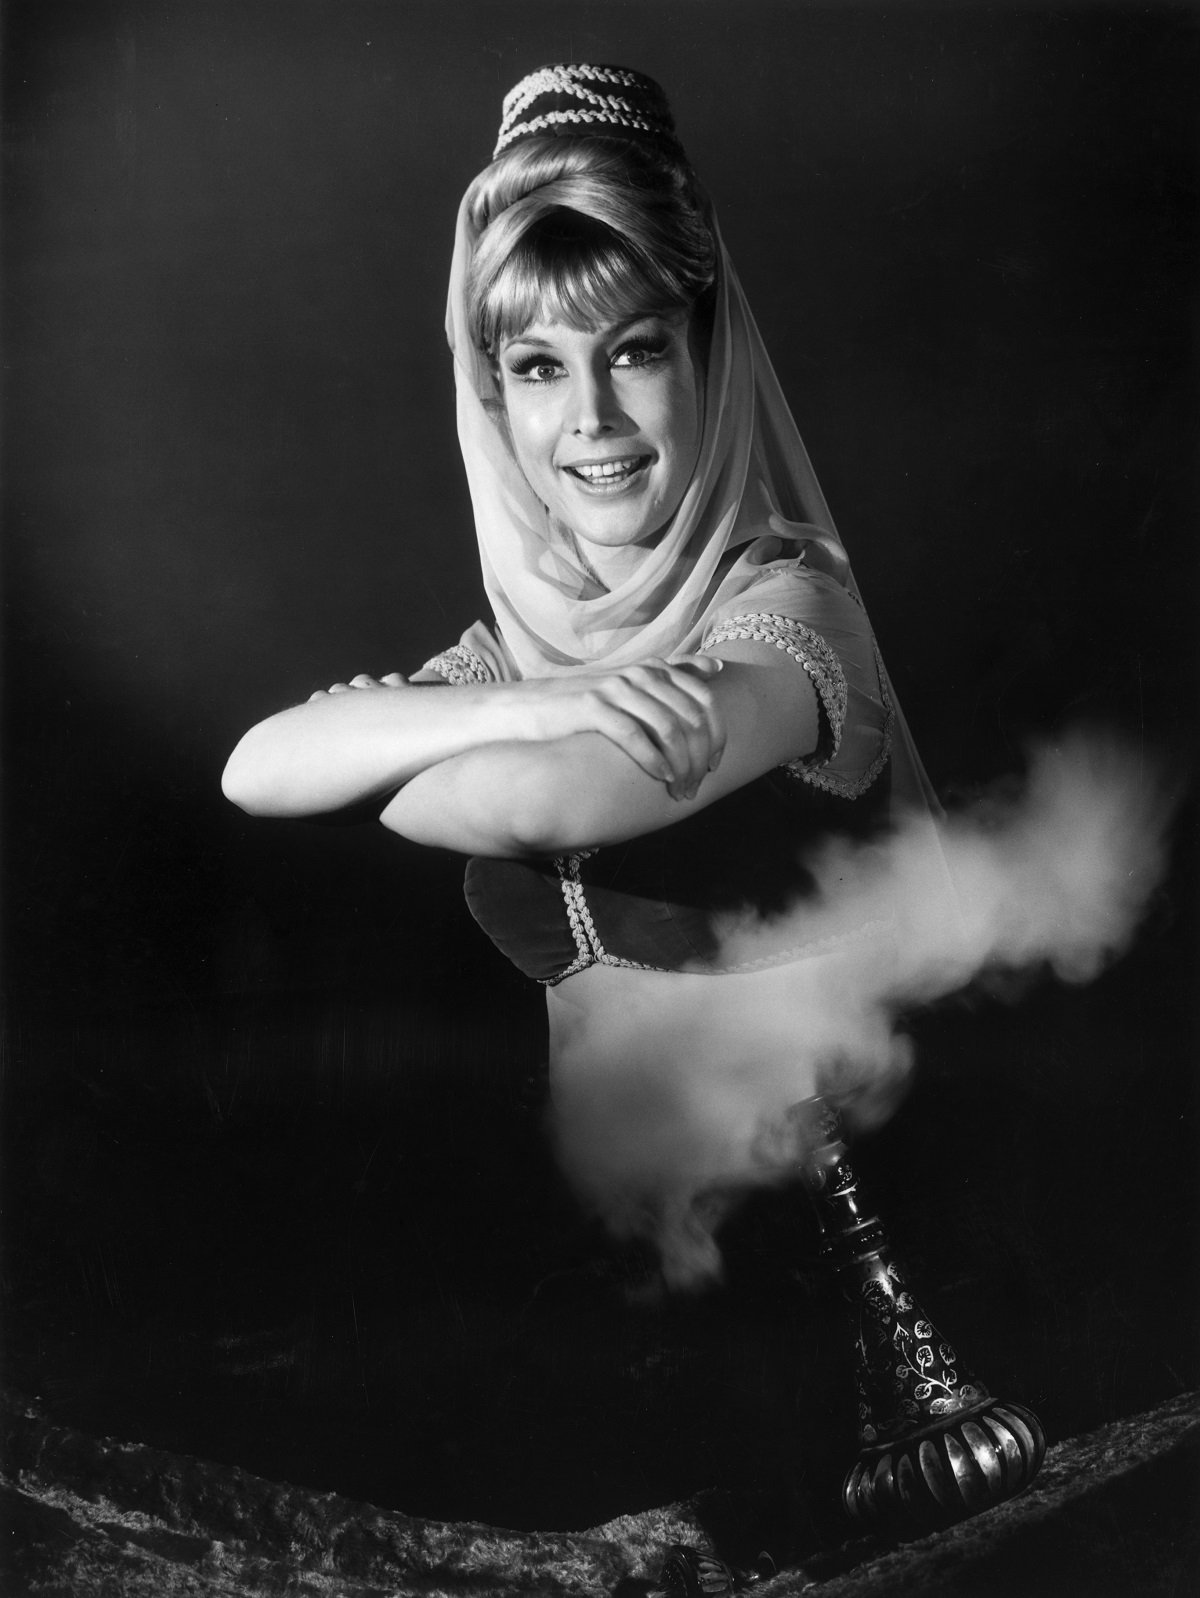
[{"xmin": 465, "ymin": 135, "xmax": 718, "ymax": 361}]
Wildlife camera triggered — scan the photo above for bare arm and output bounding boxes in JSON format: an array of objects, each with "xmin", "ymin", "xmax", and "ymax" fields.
[
  {"xmin": 221, "ymin": 657, "xmax": 728, "ymax": 819},
  {"xmin": 379, "ymin": 639, "xmax": 820, "ymax": 855},
  {"xmin": 223, "ymin": 675, "xmax": 513, "ymax": 817}
]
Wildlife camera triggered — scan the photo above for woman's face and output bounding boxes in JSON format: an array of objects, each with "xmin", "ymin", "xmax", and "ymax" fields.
[{"xmin": 498, "ymin": 311, "xmax": 703, "ymax": 566}]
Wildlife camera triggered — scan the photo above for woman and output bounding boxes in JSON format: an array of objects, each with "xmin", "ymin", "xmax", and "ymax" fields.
[{"xmin": 223, "ymin": 65, "xmax": 933, "ymax": 1279}]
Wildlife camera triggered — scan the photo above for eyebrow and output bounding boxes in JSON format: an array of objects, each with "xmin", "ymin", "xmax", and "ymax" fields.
[{"xmin": 501, "ymin": 313, "xmax": 678, "ymax": 352}]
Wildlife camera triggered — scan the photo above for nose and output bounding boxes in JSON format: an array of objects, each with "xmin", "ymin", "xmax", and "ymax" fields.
[{"xmin": 567, "ymin": 366, "xmax": 622, "ymax": 438}]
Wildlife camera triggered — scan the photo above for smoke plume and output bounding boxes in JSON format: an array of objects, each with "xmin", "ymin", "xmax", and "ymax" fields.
[{"xmin": 548, "ymin": 732, "xmax": 1177, "ymax": 1287}]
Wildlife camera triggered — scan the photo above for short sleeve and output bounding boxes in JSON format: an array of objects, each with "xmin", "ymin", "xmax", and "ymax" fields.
[
  {"xmin": 413, "ymin": 620, "xmax": 519, "ymax": 686},
  {"xmin": 700, "ymin": 561, "xmax": 892, "ymax": 800}
]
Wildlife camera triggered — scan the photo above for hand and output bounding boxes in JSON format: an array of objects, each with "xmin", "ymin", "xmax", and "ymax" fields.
[
  {"xmin": 514, "ymin": 654, "xmax": 726, "ymax": 800},
  {"xmin": 308, "ymin": 671, "xmax": 407, "ymax": 701}
]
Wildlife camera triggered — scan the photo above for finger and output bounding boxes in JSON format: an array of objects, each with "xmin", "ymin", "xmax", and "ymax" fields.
[
  {"xmin": 671, "ymin": 712, "xmax": 716, "ymax": 799},
  {"xmin": 619, "ymin": 680, "xmax": 712, "ymax": 779},
  {"xmin": 668, "ymin": 653, "xmax": 723, "ymax": 679},
  {"xmin": 621, "ymin": 668, "xmax": 724, "ymax": 785},
  {"xmin": 327, "ymin": 682, "xmax": 352, "ymax": 694},
  {"xmin": 645, "ymin": 653, "xmax": 722, "ymax": 710},
  {"xmin": 609, "ymin": 683, "xmax": 717, "ymax": 795},
  {"xmin": 666, "ymin": 658, "xmax": 728, "ymax": 769},
  {"xmin": 307, "ymin": 689, "xmax": 329, "ymax": 702},
  {"xmin": 591, "ymin": 706, "xmax": 678, "ymax": 786},
  {"xmin": 380, "ymin": 672, "xmax": 407, "ymax": 687},
  {"xmin": 588, "ymin": 688, "xmax": 703, "ymax": 791},
  {"xmin": 653, "ymin": 689, "xmax": 715, "ymax": 790},
  {"xmin": 349, "ymin": 673, "xmax": 382, "ymax": 689}
]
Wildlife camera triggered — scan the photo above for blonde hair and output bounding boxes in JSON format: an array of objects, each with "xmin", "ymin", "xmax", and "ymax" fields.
[{"xmin": 465, "ymin": 136, "xmax": 717, "ymax": 357}]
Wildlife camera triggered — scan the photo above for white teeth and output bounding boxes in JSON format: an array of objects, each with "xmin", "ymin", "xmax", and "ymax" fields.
[{"xmin": 570, "ymin": 458, "xmax": 642, "ymax": 481}]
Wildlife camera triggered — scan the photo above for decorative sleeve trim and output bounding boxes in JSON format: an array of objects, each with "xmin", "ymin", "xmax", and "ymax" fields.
[
  {"xmin": 703, "ymin": 608, "xmax": 847, "ymax": 751},
  {"xmin": 701, "ymin": 610, "xmax": 892, "ymax": 801},
  {"xmin": 810, "ymin": 633, "xmax": 893, "ymax": 793},
  {"xmin": 783, "ymin": 630, "xmax": 893, "ymax": 799},
  {"xmin": 419, "ymin": 643, "xmax": 493, "ymax": 687}
]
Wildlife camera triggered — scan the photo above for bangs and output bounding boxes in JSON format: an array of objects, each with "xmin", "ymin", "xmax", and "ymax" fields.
[{"xmin": 473, "ymin": 211, "xmax": 697, "ymax": 356}]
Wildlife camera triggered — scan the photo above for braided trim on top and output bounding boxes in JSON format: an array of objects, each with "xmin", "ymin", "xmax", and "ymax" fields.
[
  {"xmin": 542, "ymin": 849, "xmax": 897, "ymax": 983},
  {"xmin": 544, "ymin": 850, "xmax": 658, "ymax": 987},
  {"xmin": 702, "ymin": 610, "xmax": 848, "ymax": 761},
  {"xmin": 419, "ymin": 643, "xmax": 493, "ymax": 687},
  {"xmin": 702, "ymin": 914, "xmax": 896, "ymax": 974},
  {"xmin": 555, "ymin": 850, "xmax": 597, "ymax": 978}
]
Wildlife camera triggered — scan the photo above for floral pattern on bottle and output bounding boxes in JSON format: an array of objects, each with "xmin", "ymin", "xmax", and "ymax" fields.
[{"xmin": 852, "ymin": 1259, "xmax": 987, "ymax": 1444}]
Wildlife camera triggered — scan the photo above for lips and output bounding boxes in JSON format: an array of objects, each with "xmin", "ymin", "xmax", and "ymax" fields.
[{"xmin": 562, "ymin": 454, "xmax": 652, "ymax": 489}]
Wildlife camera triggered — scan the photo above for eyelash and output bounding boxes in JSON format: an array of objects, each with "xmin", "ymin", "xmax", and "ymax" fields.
[{"xmin": 508, "ymin": 336, "xmax": 671, "ymax": 385}]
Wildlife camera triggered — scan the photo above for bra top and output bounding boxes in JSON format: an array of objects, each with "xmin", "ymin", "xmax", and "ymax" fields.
[
  {"xmin": 423, "ymin": 562, "xmax": 895, "ymax": 984},
  {"xmin": 464, "ymin": 766, "xmax": 892, "ymax": 984}
]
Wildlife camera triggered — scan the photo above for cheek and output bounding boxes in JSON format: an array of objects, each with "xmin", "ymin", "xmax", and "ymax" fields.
[
  {"xmin": 501, "ymin": 396, "xmax": 549, "ymax": 478},
  {"xmin": 664, "ymin": 377, "xmax": 702, "ymax": 475}
]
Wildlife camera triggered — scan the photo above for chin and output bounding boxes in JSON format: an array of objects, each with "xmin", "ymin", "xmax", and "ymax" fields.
[
  {"xmin": 567, "ymin": 493, "xmax": 681, "ymax": 552},
  {"xmin": 574, "ymin": 517, "xmax": 660, "ymax": 549}
]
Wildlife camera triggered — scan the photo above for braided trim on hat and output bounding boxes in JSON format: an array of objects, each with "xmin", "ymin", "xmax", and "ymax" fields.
[
  {"xmin": 498, "ymin": 108, "xmax": 671, "ymax": 154},
  {"xmin": 501, "ymin": 64, "xmax": 649, "ymax": 123},
  {"xmin": 493, "ymin": 63, "xmax": 677, "ymax": 158}
]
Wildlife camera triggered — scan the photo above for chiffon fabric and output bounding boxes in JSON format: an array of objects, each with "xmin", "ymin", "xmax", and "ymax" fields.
[{"xmin": 444, "ymin": 189, "xmax": 938, "ymax": 816}]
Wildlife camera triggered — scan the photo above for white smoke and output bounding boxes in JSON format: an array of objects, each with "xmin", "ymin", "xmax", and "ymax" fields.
[{"xmin": 548, "ymin": 732, "xmax": 1177, "ymax": 1288}]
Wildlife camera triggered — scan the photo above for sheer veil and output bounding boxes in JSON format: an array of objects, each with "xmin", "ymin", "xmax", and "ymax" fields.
[{"xmin": 445, "ymin": 172, "xmax": 939, "ymax": 816}]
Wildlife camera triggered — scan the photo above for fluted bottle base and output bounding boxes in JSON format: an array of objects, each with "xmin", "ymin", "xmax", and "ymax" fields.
[
  {"xmin": 843, "ymin": 1395, "xmax": 1047, "ymax": 1534},
  {"xmin": 794, "ymin": 1097, "xmax": 1046, "ymax": 1537}
]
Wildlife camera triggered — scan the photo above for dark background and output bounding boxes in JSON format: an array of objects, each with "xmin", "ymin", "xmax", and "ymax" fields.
[{"xmin": 3, "ymin": 0, "xmax": 1197, "ymax": 1542}]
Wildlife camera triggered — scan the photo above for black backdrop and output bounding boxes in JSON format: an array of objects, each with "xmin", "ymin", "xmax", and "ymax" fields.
[{"xmin": 3, "ymin": 0, "xmax": 1198, "ymax": 1536}]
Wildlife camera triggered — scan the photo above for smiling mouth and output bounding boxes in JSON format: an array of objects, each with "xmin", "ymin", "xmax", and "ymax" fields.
[{"xmin": 563, "ymin": 455, "xmax": 652, "ymax": 489}]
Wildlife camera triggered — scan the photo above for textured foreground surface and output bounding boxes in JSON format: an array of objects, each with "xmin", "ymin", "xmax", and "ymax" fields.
[{"xmin": 2, "ymin": 1389, "xmax": 1197, "ymax": 1596}]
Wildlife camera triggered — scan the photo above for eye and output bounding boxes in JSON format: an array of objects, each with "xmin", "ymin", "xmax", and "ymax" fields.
[
  {"xmin": 509, "ymin": 353, "xmax": 564, "ymax": 385},
  {"xmin": 611, "ymin": 334, "xmax": 670, "ymax": 370}
]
